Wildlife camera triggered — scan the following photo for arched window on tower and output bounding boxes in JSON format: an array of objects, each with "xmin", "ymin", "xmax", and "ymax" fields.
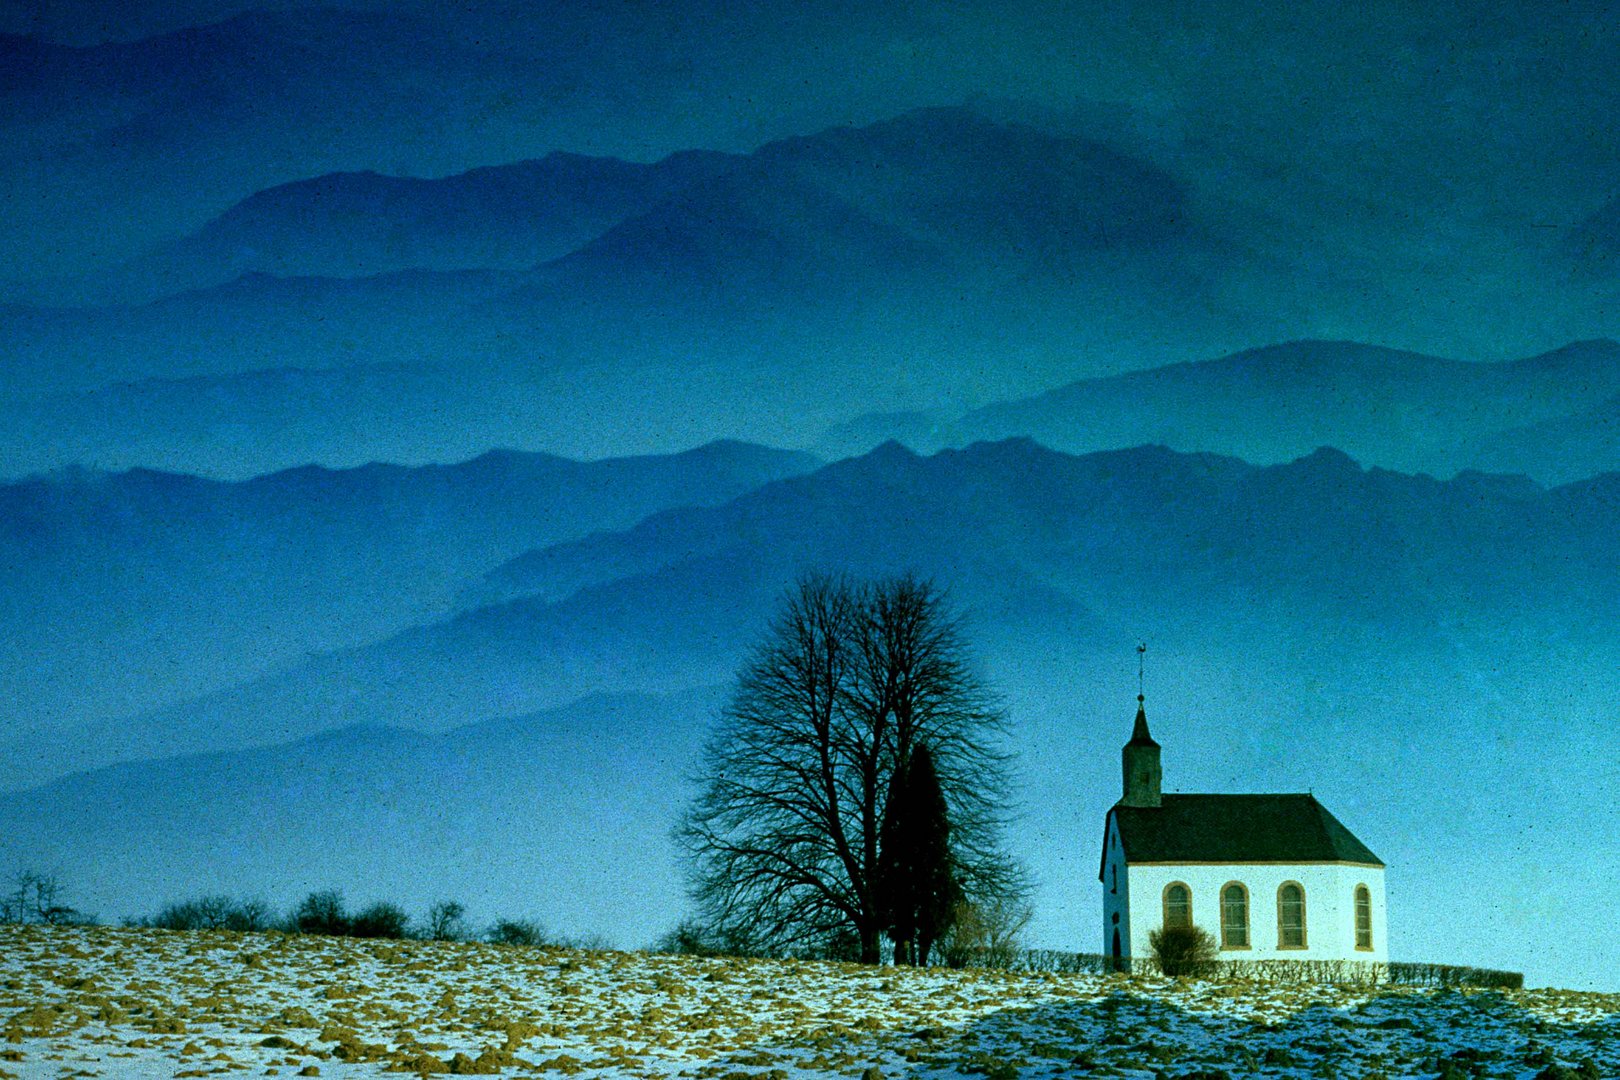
[
  {"xmin": 1219, "ymin": 882, "xmax": 1249, "ymax": 949},
  {"xmin": 1354, "ymin": 885, "xmax": 1373, "ymax": 950},
  {"xmin": 1162, "ymin": 883, "xmax": 1191, "ymax": 929},
  {"xmin": 1277, "ymin": 882, "xmax": 1306, "ymax": 949}
]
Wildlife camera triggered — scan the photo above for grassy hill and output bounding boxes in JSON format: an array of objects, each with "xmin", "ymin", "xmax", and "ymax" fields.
[{"xmin": 2, "ymin": 925, "xmax": 1615, "ymax": 1079}]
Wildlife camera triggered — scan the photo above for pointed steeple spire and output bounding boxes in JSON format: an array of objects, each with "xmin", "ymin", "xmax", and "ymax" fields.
[
  {"xmin": 1120, "ymin": 643, "xmax": 1162, "ymax": 806},
  {"xmin": 1127, "ymin": 698, "xmax": 1159, "ymax": 748}
]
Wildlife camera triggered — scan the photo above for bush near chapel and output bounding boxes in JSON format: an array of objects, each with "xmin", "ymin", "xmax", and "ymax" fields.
[{"xmin": 1150, "ymin": 923, "xmax": 1218, "ymax": 977}]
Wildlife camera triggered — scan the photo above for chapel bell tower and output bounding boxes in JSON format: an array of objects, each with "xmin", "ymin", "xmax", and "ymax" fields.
[
  {"xmin": 1120, "ymin": 698, "xmax": 1162, "ymax": 807},
  {"xmin": 1119, "ymin": 644, "xmax": 1161, "ymax": 807}
]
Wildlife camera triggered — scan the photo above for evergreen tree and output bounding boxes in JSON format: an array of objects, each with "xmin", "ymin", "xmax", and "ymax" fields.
[
  {"xmin": 878, "ymin": 742, "xmax": 960, "ymax": 965},
  {"xmin": 878, "ymin": 753, "xmax": 918, "ymax": 964}
]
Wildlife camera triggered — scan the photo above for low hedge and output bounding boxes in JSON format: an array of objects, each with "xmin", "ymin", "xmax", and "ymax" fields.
[
  {"xmin": 1004, "ymin": 950, "xmax": 1523, "ymax": 988},
  {"xmin": 1386, "ymin": 961, "xmax": 1524, "ymax": 990}
]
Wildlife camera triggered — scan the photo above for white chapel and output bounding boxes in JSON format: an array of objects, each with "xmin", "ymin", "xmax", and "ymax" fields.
[{"xmin": 1099, "ymin": 694, "xmax": 1388, "ymax": 967}]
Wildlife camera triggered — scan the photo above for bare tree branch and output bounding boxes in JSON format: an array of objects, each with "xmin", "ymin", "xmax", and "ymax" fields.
[{"xmin": 678, "ymin": 572, "xmax": 1024, "ymax": 963}]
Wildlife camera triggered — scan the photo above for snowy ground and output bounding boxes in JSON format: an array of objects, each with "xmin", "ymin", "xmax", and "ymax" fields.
[{"xmin": 2, "ymin": 925, "xmax": 1616, "ymax": 1079}]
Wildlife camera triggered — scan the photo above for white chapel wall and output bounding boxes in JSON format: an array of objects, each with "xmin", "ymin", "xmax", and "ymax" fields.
[
  {"xmin": 1100, "ymin": 817, "xmax": 1129, "ymax": 957},
  {"xmin": 1123, "ymin": 862, "xmax": 1387, "ymax": 964}
]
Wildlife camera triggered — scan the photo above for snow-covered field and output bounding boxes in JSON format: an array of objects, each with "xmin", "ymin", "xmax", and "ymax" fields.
[{"xmin": 2, "ymin": 925, "xmax": 1616, "ymax": 1079}]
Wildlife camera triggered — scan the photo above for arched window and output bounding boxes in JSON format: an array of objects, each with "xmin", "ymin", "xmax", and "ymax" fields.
[
  {"xmin": 1277, "ymin": 882, "xmax": 1306, "ymax": 949},
  {"xmin": 1162, "ymin": 882, "xmax": 1191, "ymax": 929},
  {"xmin": 1354, "ymin": 885, "xmax": 1373, "ymax": 950},
  {"xmin": 1219, "ymin": 882, "xmax": 1249, "ymax": 949}
]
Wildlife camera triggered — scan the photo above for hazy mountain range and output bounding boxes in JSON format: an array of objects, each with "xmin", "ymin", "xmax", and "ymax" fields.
[
  {"xmin": 7, "ymin": 104, "xmax": 1619, "ymax": 479},
  {"xmin": 0, "ymin": 439, "xmax": 816, "ymax": 758},
  {"xmin": 0, "ymin": 4, "xmax": 845, "ymax": 279},
  {"xmin": 822, "ymin": 338, "xmax": 1620, "ymax": 485},
  {"xmin": 4, "ymin": 438, "xmax": 1617, "ymax": 988},
  {"xmin": 1, "ymin": 107, "xmax": 1293, "ymax": 477},
  {"xmin": 8, "ymin": 0, "xmax": 1620, "ymax": 293},
  {"xmin": 15, "ymin": 437, "xmax": 1618, "ymax": 782},
  {"xmin": 35, "ymin": 150, "xmax": 741, "ymax": 307}
]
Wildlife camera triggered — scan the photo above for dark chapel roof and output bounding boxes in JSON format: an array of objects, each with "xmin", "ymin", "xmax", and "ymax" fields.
[{"xmin": 1103, "ymin": 793, "xmax": 1384, "ymax": 877}]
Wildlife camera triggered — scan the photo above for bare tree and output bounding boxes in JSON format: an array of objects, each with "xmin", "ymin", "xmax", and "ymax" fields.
[
  {"xmin": 1, "ymin": 870, "xmax": 85, "ymax": 926},
  {"xmin": 938, "ymin": 896, "xmax": 1034, "ymax": 969},
  {"xmin": 850, "ymin": 576, "xmax": 1020, "ymax": 910},
  {"xmin": 424, "ymin": 900, "xmax": 467, "ymax": 941},
  {"xmin": 679, "ymin": 573, "xmax": 1021, "ymax": 963}
]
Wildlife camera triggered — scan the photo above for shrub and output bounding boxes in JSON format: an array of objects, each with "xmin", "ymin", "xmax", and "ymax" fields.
[
  {"xmin": 1149, "ymin": 923, "xmax": 1218, "ymax": 977},
  {"xmin": 349, "ymin": 901, "xmax": 409, "ymax": 939},
  {"xmin": 293, "ymin": 889, "xmax": 349, "ymax": 935},
  {"xmin": 1219, "ymin": 958, "xmax": 1385, "ymax": 985},
  {"xmin": 159, "ymin": 895, "xmax": 233, "ymax": 930},
  {"xmin": 1011, "ymin": 950, "xmax": 1119, "ymax": 975},
  {"xmin": 563, "ymin": 931, "xmax": 615, "ymax": 952},
  {"xmin": 151, "ymin": 895, "xmax": 273, "ymax": 932},
  {"xmin": 938, "ymin": 898, "xmax": 1033, "ymax": 969},
  {"xmin": 424, "ymin": 900, "xmax": 467, "ymax": 941},
  {"xmin": 487, "ymin": 919, "xmax": 550, "ymax": 946},
  {"xmin": 652, "ymin": 918, "xmax": 757, "ymax": 957},
  {"xmin": 229, "ymin": 897, "xmax": 275, "ymax": 932}
]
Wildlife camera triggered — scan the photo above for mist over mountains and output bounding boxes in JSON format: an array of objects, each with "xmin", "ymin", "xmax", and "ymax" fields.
[
  {"xmin": 2, "ymin": 107, "xmax": 1288, "ymax": 478},
  {"xmin": 0, "ymin": 4, "xmax": 831, "ymax": 278},
  {"xmin": 825, "ymin": 338, "xmax": 1620, "ymax": 485},
  {"xmin": 5, "ymin": 438, "xmax": 1618, "ymax": 988},
  {"xmin": 5, "ymin": 102, "xmax": 1619, "ymax": 479},
  {"xmin": 0, "ymin": 689, "xmax": 721, "ymax": 948},
  {"xmin": 42, "ymin": 150, "xmax": 741, "ymax": 307},
  {"xmin": 0, "ymin": 440, "xmax": 815, "ymax": 756},
  {"xmin": 25, "ymin": 434, "xmax": 1620, "ymax": 788}
]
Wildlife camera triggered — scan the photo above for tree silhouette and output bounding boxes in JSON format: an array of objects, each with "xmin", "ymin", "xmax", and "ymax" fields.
[
  {"xmin": 425, "ymin": 900, "xmax": 467, "ymax": 941},
  {"xmin": 878, "ymin": 742, "xmax": 960, "ymax": 964},
  {"xmin": 680, "ymin": 573, "xmax": 1020, "ymax": 963},
  {"xmin": 1, "ymin": 871, "xmax": 85, "ymax": 925}
]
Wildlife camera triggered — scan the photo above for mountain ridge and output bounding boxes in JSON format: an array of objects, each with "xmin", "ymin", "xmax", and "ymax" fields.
[
  {"xmin": 35, "ymin": 148, "xmax": 740, "ymax": 305},
  {"xmin": 56, "ymin": 437, "xmax": 1618, "ymax": 793},
  {"xmin": 823, "ymin": 338, "xmax": 1620, "ymax": 483},
  {"xmin": 0, "ymin": 438, "xmax": 817, "ymax": 750},
  {"xmin": 2, "ymin": 106, "xmax": 1292, "ymax": 477}
]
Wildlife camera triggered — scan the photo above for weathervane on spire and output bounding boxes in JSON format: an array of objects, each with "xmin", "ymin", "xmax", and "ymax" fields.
[{"xmin": 1137, "ymin": 641, "xmax": 1146, "ymax": 704}]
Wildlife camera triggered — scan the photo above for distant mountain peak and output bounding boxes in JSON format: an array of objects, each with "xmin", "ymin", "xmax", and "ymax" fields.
[
  {"xmin": 867, "ymin": 438, "xmax": 921, "ymax": 460},
  {"xmin": 1291, "ymin": 446, "xmax": 1363, "ymax": 470},
  {"xmin": 59, "ymin": 145, "xmax": 742, "ymax": 305}
]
